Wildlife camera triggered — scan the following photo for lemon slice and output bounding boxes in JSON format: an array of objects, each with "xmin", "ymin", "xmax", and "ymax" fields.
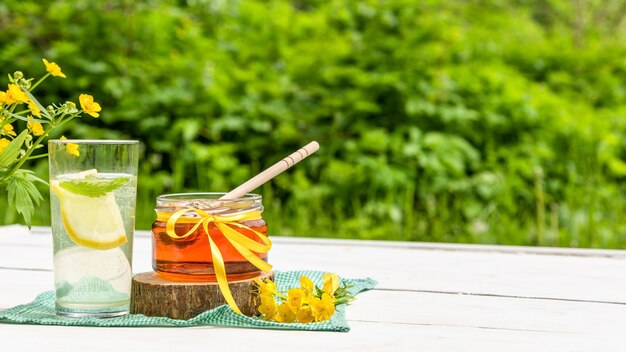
[{"xmin": 51, "ymin": 180, "xmax": 127, "ymax": 250}]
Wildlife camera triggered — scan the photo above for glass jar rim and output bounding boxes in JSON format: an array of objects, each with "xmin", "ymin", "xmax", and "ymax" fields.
[
  {"xmin": 49, "ymin": 139, "xmax": 140, "ymax": 145},
  {"xmin": 157, "ymin": 192, "xmax": 262, "ymax": 202},
  {"xmin": 156, "ymin": 192, "xmax": 263, "ymax": 215}
]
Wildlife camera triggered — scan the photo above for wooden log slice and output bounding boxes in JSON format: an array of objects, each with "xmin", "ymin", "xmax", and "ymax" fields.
[{"xmin": 130, "ymin": 271, "xmax": 273, "ymax": 320}]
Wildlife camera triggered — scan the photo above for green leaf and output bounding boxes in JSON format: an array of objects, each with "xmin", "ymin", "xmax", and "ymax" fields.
[
  {"xmin": 20, "ymin": 88, "xmax": 53, "ymax": 120},
  {"xmin": 6, "ymin": 169, "xmax": 46, "ymax": 228},
  {"xmin": 59, "ymin": 176, "xmax": 130, "ymax": 197},
  {"xmin": 6, "ymin": 111, "xmax": 50, "ymax": 124},
  {"xmin": 0, "ymin": 130, "xmax": 29, "ymax": 168}
]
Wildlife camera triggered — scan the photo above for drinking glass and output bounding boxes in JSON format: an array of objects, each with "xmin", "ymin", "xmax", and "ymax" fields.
[{"xmin": 48, "ymin": 139, "xmax": 139, "ymax": 317}]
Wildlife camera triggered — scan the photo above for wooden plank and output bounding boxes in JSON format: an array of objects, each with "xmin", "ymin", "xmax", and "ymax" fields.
[
  {"xmin": 269, "ymin": 239, "xmax": 626, "ymax": 303},
  {"xmin": 352, "ymin": 290, "xmax": 626, "ymax": 335},
  {"xmin": 0, "ymin": 318, "xmax": 619, "ymax": 352},
  {"xmin": 0, "ymin": 269, "xmax": 52, "ymax": 309}
]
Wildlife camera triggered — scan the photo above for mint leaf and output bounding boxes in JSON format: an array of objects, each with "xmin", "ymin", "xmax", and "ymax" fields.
[
  {"xmin": 59, "ymin": 177, "xmax": 129, "ymax": 197},
  {"xmin": 6, "ymin": 169, "xmax": 46, "ymax": 228}
]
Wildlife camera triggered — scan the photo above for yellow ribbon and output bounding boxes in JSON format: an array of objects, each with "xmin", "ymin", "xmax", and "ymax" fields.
[{"xmin": 161, "ymin": 207, "xmax": 272, "ymax": 314}]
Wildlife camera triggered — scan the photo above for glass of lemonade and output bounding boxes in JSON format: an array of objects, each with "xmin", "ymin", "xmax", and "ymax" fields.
[{"xmin": 48, "ymin": 139, "xmax": 139, "ymax": 317}]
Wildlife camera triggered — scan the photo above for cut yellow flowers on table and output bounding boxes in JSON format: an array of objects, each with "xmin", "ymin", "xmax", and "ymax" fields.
[{"xmin": 254, "ymin": 273, "xmax": 356, "ymax": 324}]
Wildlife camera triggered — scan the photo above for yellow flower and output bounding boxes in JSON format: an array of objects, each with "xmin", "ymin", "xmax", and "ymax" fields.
[
  {"xmin": 254, "ymin": 278, "xmax": 278, "ymax": 296},
  {"xmin": 311, "ymin": 293, "xmax": 335, "ymax": 322},
  {"xmin": 257, "ymin": 294, "xmax": 278, "ymax": 321},
  {"xmin": 300, "ymin": 276, "xmax": 315, "ymax": 293},
  {"xmin": 0, "ymin": 91, "xmax": 7, "ymax": 105},
  {"xmin": 274, "ymin": 303, "xmax": 296, "ymax": 323},
  {"xmin": 287, "ymin": 288, "xmax": 307, "ymax": 312},
  {"xmin": 42, "ymin": 59, "xmax": 66, "ymax": 78},
  {"xmin": 0, "ymin": 138, "xmax": 10, "ymax": 153},
  {"xmin": 6, "ymin": 84, "xmax": 28, "ymax": 103},
  {"xmin": 322, "ymin": 272, "xmax": 339, "ymax": 297},
  {"xmin": 60, "ymin": 135, "xmax": 80, "ymax": 157},
  {"xmin": 79, "ymin": 94, "xmax": 101, "ymax": 118},
  {"xmin": 296, "ymin": 305, "xmax": 315, "ymax": 324},
  {"xmin": 27, "ymin": 121, "xmax": 45, "ymax": 136},
  {"xmin": 2, "ymin": 124, "xmax": 16, "ymax": 136},
  {"xmin": 28, "ymin": 100, "xmax": 42, "ymax": 118}
]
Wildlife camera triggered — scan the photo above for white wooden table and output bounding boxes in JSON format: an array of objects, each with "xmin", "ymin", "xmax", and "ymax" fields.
[{"xmin": 1, "ymin": 225, "xmax": 625, "ymax": 351}]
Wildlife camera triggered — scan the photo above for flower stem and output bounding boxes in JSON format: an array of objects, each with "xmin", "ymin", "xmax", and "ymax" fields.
[
  {"xmin": 6, "ymin": 125, "xmax": 54, "ymax": 178},
  {"xmin": 54, "ymin": 110, "xmax": 82, "ymax": 126},
  {"xmin": 29, "ymin": 73, "xmax": 50, "ymax": 92},
  {"xmin": 25, "ymin": 153, "xmax": 48, "ymax": 160}
]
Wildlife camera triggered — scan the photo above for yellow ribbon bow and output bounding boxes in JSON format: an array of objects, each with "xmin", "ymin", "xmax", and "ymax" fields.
[{"xmin": 162, "ymin": 207, "xmax": 272, "ymax": 314}]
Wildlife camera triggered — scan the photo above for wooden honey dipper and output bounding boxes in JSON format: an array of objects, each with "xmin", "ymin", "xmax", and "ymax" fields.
[{"xmin": 220, "ymin": 141, "xmax": 320, "ymax": 200}]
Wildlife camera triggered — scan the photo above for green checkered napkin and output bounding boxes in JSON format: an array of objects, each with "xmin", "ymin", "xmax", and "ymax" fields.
[{"xmin": 0, "ymin": 270, "xmax": 376, "ymax": 332}]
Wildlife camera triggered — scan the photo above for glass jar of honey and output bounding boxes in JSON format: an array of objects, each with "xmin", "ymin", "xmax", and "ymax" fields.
[{"xmin": 151, "ymin": 193, "xmax": 269, "ymax": 282}]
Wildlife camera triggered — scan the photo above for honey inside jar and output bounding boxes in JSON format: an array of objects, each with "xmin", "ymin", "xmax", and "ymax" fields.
[{"xmin": 151, "ymin": 193, "xmax": 268, "ymax": 282}]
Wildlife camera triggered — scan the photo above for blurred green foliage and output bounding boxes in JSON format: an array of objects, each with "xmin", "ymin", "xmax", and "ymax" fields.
[{"xmin": 2, "ymin": 0, "xmax": 626, "ymax": 248}]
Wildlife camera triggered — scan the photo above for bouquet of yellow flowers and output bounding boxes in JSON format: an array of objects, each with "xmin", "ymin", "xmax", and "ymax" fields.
[
  {"xmin": 254, "ymin": 273, "xmax": 355, "ymax": 324},
  {"xmin": 0, "ymin": 59, "xmax": 101, "ymax": 226}
]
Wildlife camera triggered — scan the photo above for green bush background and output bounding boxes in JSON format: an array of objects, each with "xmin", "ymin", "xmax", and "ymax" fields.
[{"xmin": 2, "ymin": 0, "xmax": 626, "ymax": 248}]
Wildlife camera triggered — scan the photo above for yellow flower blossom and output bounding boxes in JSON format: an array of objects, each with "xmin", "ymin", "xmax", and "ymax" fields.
[
  {"xmin": 311, "ymin": 293, "xmax": 335, "ymax": 322},
  {"xmin": 0, "ymin": 138, "xmax": 10, "ymax": 153},
  {"xmin": 255, "ymin": 278, "xmax": 278, "ymax": 296},
  {"xmin": 296, "ymin": 305, "xmax": 315, "ymax": 324},
  {"xmin": 2, "ymin": 124, "xmax": 16, "ymax": 136},
  {"xmin": 60, "ymin": 136, "xmax": 80, "ymax": 157},
  {"xmin": 287, "ymin": 288, "xmax": 307, "ymax": 312},
  {"xmin": 27, "ymin": 121, "xmax": 45, "ymax": 136},
  {"xmin": 322, "ymin": 272, "xmax": 339, "ymax": 297},
  {"xmin": 300, "ymin": 276, "xmax": 315, "ymax": 293},
  {"xmin": 79, "ymin": 94, "xmax": 101, "ymax": 118},
  {"xmin": 0, "ymin": 91, "xmax": 7, "ymax": 105},
  {"xmin": 28, "ymin": 100, "xmax": 42, "ymax": 118},
  {"xmin": 274, "ymin": 303, "xmax": 296, "ymax": 323},
  {"xmin": 257, "ymin": 294, "xmax": 278, "ymax": 321},
  {"xmin": 42, "ymin": 59, "xmax": 66, "ymax": 78},
  {"xmin": 6, "ymin": 84, "xmax": 29, "ymax": 103}
]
